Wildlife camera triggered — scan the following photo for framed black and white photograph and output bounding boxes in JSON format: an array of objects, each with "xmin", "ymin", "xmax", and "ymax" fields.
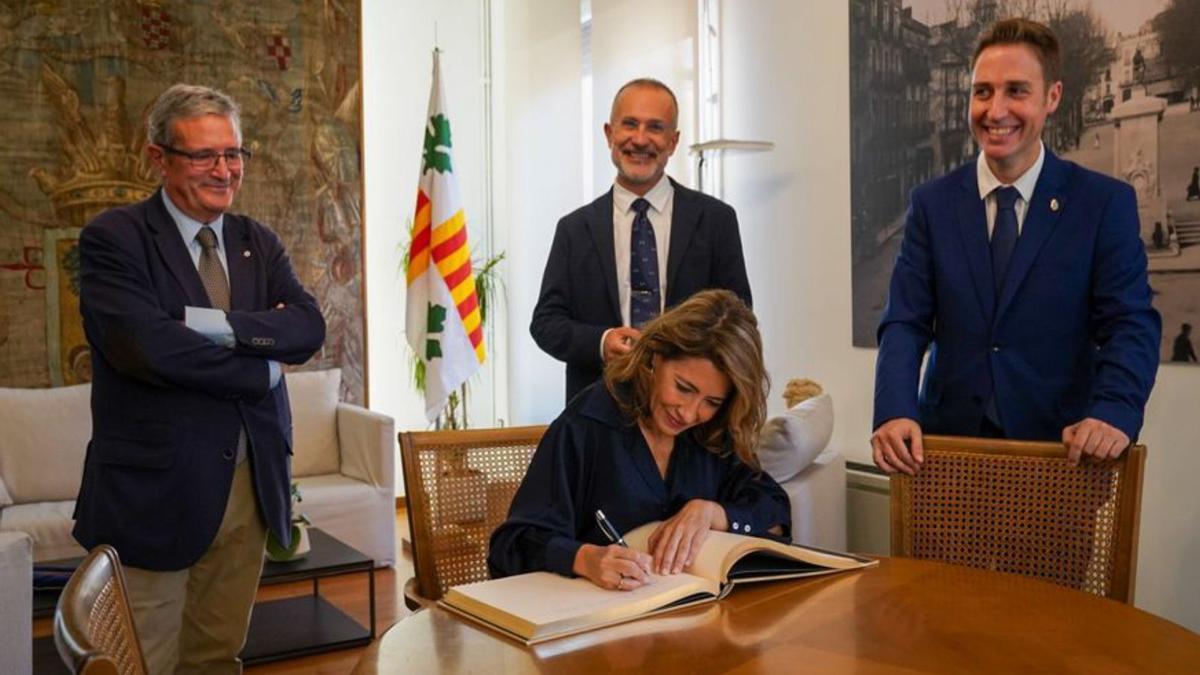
[{"xmin": 850, "ymin": 0, "xmax": 1200, "ymax": 365}]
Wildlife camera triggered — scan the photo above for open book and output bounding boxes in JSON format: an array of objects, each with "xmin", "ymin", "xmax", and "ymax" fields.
[{"xmin": 440, "ymin": 521, "xmax": 877, "ymax": 644}]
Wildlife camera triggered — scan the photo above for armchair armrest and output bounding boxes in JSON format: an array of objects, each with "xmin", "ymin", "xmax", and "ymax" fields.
[{"xmin": 336, "ymin": 402, "xmax": 395, "ymax": 490}]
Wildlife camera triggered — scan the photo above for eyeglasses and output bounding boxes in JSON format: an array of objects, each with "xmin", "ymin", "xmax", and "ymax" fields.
[{"xmin": 161, "ymin": 145, "xmax": 252, "ymax": 170}]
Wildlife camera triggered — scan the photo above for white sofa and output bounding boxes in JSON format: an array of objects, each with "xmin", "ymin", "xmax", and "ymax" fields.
[
  {"xmin": 0, "ymin": 368, "xmax": 396, "ymax": 567},
  {"xmin": 0, "ymin": 531, "xmax": 32, "ymax": 675},
  {"xmin": 756, "ymin": 392, "xmax": 847, "ymax": 550}
]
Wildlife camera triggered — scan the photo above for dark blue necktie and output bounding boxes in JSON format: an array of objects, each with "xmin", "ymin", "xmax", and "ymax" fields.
[
  {"xmin": 991, "ymin": 186, "xmax": 1020, "ymax": 298},
  {"xmin": 984, "ymin": 186, "xmax": 1020, "ymax": 432},
  {"xmin": 629, "ymin": 198, "xmax": 661, "ymax": 327}
]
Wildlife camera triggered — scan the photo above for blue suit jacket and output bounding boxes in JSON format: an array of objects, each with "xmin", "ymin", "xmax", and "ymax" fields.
[
  {"xmin": 530, "ymin": 178, "xmax": 752, "ymax": 402},
  {"xmin": 874, "ymin": 152, "xmax": 1160, "ymax": 441},
  {"xmin": 72, "ymin": 191, "xmax": 325, "ymax": 570}
]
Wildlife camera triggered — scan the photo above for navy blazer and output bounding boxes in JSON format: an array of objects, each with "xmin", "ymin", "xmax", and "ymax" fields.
[
  {"xmin": 72, "ymin": 190, "xmax": 325, "ymax": 571},
  {"xmin": 488, "ymin": 383, "xmax": 791, "ymax": 579},
  {"xmin": 530, "ymin": 178, "xmax": 752, "ymax": 403},
  {"xmin": 874, "ymin": 152, "xmax": 1160, "ymax": 441}
]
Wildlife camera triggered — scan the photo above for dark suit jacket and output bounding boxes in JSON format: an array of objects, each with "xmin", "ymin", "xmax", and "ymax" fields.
[
  {"xmin": 530, "ymin": 178, "xmax": 752, "ymax": 402},
  {"xmin": 72, "ymin": 190, "xmax": 325, "ymax": 571},
  {"xmin": 874, "ymin": 151, "xmax": 1160, "ymax": 441}
]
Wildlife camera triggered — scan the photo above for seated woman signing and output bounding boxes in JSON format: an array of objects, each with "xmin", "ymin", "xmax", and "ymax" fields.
[{"xmin": 488, "ymin": 290, "xmax": 791, "ymax": 591}]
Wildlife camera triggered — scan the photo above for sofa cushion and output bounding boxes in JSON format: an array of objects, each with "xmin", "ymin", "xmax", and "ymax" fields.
[
  {"xmin": 287, "ymin": 369, "xmax": 342, "ymax": 477},
  {"xmin": 0, "ymin": 500, "xmax": 85, "ymax": 562},
  {"xmin": 0, "ymin": 384, "xmax": 91, "ymax": 504},
  {"xmin": 0, "ymin": 475, "xmax": 11, "ymax": 508},
  {"xmin": 756, "ymin": 393, "xmax": 835, "ymax": 483}
]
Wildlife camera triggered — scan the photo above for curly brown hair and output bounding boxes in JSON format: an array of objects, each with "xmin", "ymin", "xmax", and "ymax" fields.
[{"xmin": 603, "ymin": 289, "xmax": 769, "ymax": 468}]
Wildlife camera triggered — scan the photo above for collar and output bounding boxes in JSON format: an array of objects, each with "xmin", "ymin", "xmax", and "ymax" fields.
[
  {"xmin": 612, "ymin": 174, "xmax": 673, "ymax": 216},
  {"xmin": 161, "ymin": 189, "xmax": 226, "ymax": 252},
  {"xmin": 976, "ymin": 141, "xmax": 1044, "ymax": 203},
  {"xmin": 576, "ymin": 381, "xmax": 632, "ymax": 429}
]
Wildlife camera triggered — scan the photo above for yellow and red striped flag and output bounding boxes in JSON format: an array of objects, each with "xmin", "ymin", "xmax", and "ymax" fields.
[{"xmin": 406, "ymin": 50, "xmax": 485, "ymax": 421}]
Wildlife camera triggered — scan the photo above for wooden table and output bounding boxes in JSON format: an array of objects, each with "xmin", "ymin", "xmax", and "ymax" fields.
[{"xmin": 353, "ymin": 557, "xmax": 1200, "ymax": 674}]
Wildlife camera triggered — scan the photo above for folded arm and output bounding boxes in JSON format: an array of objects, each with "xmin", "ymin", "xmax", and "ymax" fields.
[
  {"xmin": 226, "ymin": 229, "xmax": 326, "ymax": 364},
  {"xmin": 79, "ymin": 222, "xmax": 270, "ymax": 400}
]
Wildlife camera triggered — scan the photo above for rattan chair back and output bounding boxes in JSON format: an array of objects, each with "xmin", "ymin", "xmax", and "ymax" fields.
[
  {"xmin": 890, "ymin": 436, "xmax": 1145, "ymax": 603},
  {"xmin": 54, "ymin": 544, "xmax": 147, "ymax": 675},
  {"xmin": 400, "ymin": 425, "xmax": 547, "ymax": 605}
]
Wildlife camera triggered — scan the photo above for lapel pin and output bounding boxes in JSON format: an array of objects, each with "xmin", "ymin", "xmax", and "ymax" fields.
[
  {"xmin": 1050, "ymin": 198, "xmax": 1060, "ymax": 212},
  {"xmin": 243, "ymin": 250, "xmax": 252, "ymax": 258}
]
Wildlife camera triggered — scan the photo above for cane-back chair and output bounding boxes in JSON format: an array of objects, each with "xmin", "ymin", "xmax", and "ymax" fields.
[
  {"xmin": 891, "ymin": 435, "xmax": 1145, "ymax": 603},
  {"xmin": 399, "ymin": 425, "xmax": 548, "ymax": 608},
  {"xmin": 54, "ymin": 544, "xmax": 147, "ymax": 675}
]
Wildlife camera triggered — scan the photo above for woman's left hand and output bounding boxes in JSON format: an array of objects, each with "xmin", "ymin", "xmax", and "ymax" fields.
[{"xmin": 646, "ymin": 499, "xmax": 729, "ymax": 575}]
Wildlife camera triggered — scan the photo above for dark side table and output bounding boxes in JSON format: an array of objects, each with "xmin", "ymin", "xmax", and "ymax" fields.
[{"xmin": 33, "ymin": 527, "xmax": 376, "ymax": 669}]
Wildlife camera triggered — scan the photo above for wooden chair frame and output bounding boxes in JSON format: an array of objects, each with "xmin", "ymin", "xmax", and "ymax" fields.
[
  {"xmin": 399, "ymin": 425, "xmax": 548, "ymax": 609},
  {"xmin": 890, "ymin": 435, "xmax": 1145, "ymax": 603},
  {"xmin": 54, "ymin": 544, "xmax": 147, "ymax": 675}
]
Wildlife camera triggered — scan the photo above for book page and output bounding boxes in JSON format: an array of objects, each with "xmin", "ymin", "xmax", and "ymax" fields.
[
  {"xmin": 624, "ymin": 522, "xmax": 875, "ymax": 585},
  {"xmin": 444, "ymin": 570, "xmax": 718, "ymax": 640}
]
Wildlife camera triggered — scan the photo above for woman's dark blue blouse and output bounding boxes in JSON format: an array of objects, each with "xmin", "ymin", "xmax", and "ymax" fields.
[{"xmin": 487, "ymin": 383, "xmax": 791, "ymax": 578}]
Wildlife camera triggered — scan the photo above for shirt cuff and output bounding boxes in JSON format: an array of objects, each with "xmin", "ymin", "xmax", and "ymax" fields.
[
  {"xmin": 268, "ymin": 360, "xmax": 282, "ymax": 389},
  {"xmin": 721, "ymin": 503, "xmax": 757, "ymax": 536},
  {"xmin": 184, "ymin": 306, "xmax": 235, "ymax": 348},
  {"xmin": 545, "ymin": 535, "xmax": 584, "ymax": 577},
  {"xmin": 600, "ymin": 328, "xmax": 614, "ymax": 362}
]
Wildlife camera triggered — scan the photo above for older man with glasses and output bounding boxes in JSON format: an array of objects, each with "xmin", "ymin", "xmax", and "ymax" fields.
[{"xmin": 72, "ymin": 83, "xmax": 326, "ymax": 674}]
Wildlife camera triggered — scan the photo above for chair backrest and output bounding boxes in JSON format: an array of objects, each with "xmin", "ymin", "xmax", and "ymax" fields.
[
  {"xmin": 399, "ymin": 425, "xmax": 548, "ymax": 604},
  {"xmin": 890, "ymin": 436, "xmax": 1145, "ymax": 603},
  {"xmin": 54, "ymin": 545, "xmax": 147, "ymax": 675}
]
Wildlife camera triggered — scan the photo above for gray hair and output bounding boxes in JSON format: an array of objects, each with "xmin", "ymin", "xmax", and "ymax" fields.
[{"xmin": 146, "ymin": 84, "xmax": 242, "ymax": 147}]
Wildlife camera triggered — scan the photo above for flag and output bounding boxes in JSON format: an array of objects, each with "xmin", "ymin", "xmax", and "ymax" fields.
[{"xmin": 406, "ymin": 50, "xmax": 485, "ymax": 422}]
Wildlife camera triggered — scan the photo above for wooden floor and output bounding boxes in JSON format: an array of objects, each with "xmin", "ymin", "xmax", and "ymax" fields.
[{"xmin": 34, "ymin": 508, "xmax": 416, "ymax": 675}]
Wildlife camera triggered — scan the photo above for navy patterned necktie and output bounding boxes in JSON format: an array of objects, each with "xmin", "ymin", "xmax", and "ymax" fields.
[
  {"xmin": 991, "ymin": 186, "xmax": 1020, "ymax": 298},
  {"xmin": 629, "ymin": 198, "xmax": 661, "ymax": 327}
]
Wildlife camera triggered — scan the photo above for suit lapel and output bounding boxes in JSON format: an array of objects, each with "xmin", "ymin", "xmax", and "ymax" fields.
[
  {"xmin": 223, "ymin": 216, "xmax": 256, "ymax": 311},
  {"xmin": 954, "ymin": 171, "xmax": 996, "ymax": 322},
  {"xmin": 148, "ymin": 190, "xmax": 210, "ymax": 308},
  {"xmin": 665, "ymin": 179, "xmax": 699, "ymax": 303},
  {"xmin": 584, "ymin": 190, "xmax": 621, "ymax": 321},
  {"xmin": 995, "ymin": 152, "xmax": 1067, "ymax": 321}
]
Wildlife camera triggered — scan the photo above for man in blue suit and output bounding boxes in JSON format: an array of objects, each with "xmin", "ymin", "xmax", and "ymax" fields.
[
  {"xmin": 73, "ymin": 84, "xmax": 325, "ymax": 673},
  {"xmin": 872, "ymin": 19, "xmax": 1160, "ymax": 474},
  {"xmin": 531, "ymin": 79, "xmax": 752, "ymax": 403}
]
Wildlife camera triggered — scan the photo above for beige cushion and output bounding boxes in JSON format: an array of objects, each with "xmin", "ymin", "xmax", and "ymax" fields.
[
  {"xmin": 756, "ymin": 393, "xmax": 834, "ymax": 483},
  {"xmin": 0, "ymin": 500, "xmax": 84, "ymax": 562},
  {"xmin": 287, "ymin": 369, "xmax": 341, "ymax": 477},
  {"xmin": 0, "ymin": 384, "xmax": 91, "ymax": 504}
]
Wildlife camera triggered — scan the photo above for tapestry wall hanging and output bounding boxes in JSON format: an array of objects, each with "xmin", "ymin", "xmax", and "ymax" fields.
[{"xmin": 0, "ymin": 1, "xmax": 367, "ymax": 401}]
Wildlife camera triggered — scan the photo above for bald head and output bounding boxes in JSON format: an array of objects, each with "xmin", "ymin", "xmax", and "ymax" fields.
[{"xmin": 610, "ymin": 78, "xmax": 679, "ymax": 130}]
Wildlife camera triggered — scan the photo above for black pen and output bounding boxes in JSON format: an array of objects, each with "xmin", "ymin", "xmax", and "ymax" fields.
[{"xmin": 594, "ymin": 509, "xmax": 628, "ymax": 548}]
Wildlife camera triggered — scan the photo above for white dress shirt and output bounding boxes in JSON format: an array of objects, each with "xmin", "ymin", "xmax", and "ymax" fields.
[
  {"xmin": 611, "ymin": 174, "xmax": 674, "ymax": 324},
  {"xmin": 976, "ymin": 142, "xmax": 1045, "ymax": 237}
]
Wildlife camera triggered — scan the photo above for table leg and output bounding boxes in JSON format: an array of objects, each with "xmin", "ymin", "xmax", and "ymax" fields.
[{"xmin": 368, "ymin": 566, "xmax": 377, "ymax": 638}]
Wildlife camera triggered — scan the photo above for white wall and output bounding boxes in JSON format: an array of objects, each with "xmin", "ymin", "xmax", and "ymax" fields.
[
  {"xmin": 494, "ymin": 0, "xmax": 585, "ymax": 426},
  {"xmin": 718, "ymin": 0, "xmax": 1200, "ymax": 633},
  {"xmin": 362, "ymin": 0, "xmax": 496, "ymax": 494},
  {"xmin": 589, "ymin": 0, "xmax": 698, "ymax": 196}
]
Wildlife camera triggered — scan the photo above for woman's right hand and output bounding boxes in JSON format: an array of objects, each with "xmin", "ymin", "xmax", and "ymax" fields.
[{"xmin": 572, "ymin": 543, "xmax": 653, "ymax": 591}]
